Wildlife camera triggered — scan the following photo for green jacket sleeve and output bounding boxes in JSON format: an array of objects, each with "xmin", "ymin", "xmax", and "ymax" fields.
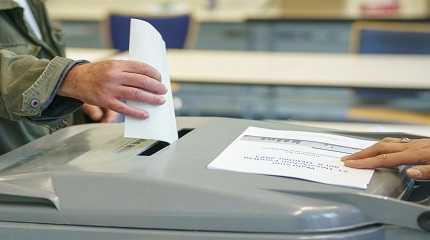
[{"xmin": 0, "ymin": 49, "xmax": 84, "ymax": 122}]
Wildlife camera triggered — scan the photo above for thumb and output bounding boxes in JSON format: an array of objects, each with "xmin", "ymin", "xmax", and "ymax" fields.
[
  {"xmin": 101, "ymin": 109, "xmax": 119, "ymax": 123},
  {"xmin": 82, "ymin": 104, "xmax": 103, "ymax": 122},
  {"xmin": 406, "ymin": 165, "xmax": 430, "ymax": 180}
]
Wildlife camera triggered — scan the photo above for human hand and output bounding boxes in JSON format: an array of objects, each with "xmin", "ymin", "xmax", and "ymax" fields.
[
  {"xmin": 82, "ymin": 103, "xmax": 119, "ymax": 123},
  {"xmin": 342, "ymin": 137, "xmax": 430, "ymax": 180},
  {"xmin": 59, "ymin": 60, "xmax": 167, "ymax": 119}
]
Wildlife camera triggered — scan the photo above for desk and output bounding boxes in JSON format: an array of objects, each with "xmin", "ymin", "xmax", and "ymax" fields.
[
  {"xmin": 46, "ymin": 2, "xmax": 429, "ymax": 22},
  {"xmin": 67, "ymin": 48, "xmax": 430, "ymax": 123},
  {"xmin": 45, "ymin": 0, "xmax": 280, "ymax": 22},
  {"xmin": 48, "ymin": 1, "xmax": 430, "ymax": 51},
  {"xmin": 66, "ymin": 48, "xmax": 118, "ymax": 62},
  {"xmin": 113, "ymin": 50, "xmax": 430, "ymax": 89}
]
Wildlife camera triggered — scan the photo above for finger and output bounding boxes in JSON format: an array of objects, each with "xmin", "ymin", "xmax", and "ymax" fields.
[
  {"xmin": 82, "ymin": 104, "xmax": 103, "ymax": 121},
  {"xmin": 407, "ymin": 165, "xmax": 430, "ymax": 180},
  {"xmin": 101, "ymin": 110, "xmax": 119, "ymax": 123},
  {"xmin": 344, "ymin": 150, "xmax": 426, "ymax": 169},
  {"xmin": 107, "ymin": 100, "xmax": 148, "ymax": 119},
  {"xmin": 342, "ymin": 142, "xmax": 408, "ymax": 161},
  {"xmin": 122, "ymin": 72, "xmax": 167, "ymax": 94},
  {"xmin": 120, "ymin": 61, "xmax": 161, "ymax": 81},
  {"xmin": 116, "ymin": 87, "xmax": 165, "ymax": 105}
]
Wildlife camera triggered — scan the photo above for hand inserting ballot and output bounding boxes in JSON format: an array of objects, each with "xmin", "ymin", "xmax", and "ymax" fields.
[
  {"xmin": 342, "ymin": 137, "xmax": 430, "ymax": 180},
  {"xmin": 59, "ymin": 60, "xmax": 167, "ymax": 119}
]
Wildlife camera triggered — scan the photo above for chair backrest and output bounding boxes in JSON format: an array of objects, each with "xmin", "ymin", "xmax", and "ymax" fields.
[
  {"xmin": 351, "ymin": 22, "xmax": 430, "ymax": 54},
  {"xmin": 350, "ymin": 22, "xmax": 427, "ymax": 100},
  {"xmin": 109, "ymin": 14, "xmax": 192, "ymax": 51}
]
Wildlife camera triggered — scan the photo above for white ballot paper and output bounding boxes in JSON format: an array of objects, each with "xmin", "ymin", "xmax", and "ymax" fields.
[
  {"xmin": 124, "ymin": 19, "xmax": 178, "ymax": 143},
  {"xmin": 208, "ymin": 127, "xmax": 377, "ymax": 189}
]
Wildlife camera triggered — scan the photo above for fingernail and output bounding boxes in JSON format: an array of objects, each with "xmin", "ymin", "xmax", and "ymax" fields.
[
  {"xmin": 343, "ymin": 160, "xmax": 357, "ymax": 167},
  {"xmin": 343, "ymin": 160, "xmax": 351, "ymax": 165},
  {"xmin": 138, "ymin": 112, "xmax": 148, "ymax": 119},
  {"xmin": 341, "ymin": 156, "xmax": 350, "ymax": 161},
  {"xmin": 407, "ymin": 168, "xmax": 423, "ymax": 178},
  {"xmin": 159, "ymin": 97, "xmax": 166, "ymax": 104}
]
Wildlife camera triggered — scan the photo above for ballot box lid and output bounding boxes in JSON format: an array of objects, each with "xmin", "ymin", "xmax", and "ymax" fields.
[{"xmin": 0, "ymin": 117, "xmax": 427, "ymax": 234}]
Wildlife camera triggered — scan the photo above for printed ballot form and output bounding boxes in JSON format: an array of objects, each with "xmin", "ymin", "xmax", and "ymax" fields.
[
  {"xmin": 209, "ymin": 127, "xmax": 377, "ymax": 189},
  {"xmin": 124, "ymin": 19, "xmax": 178, "ymax": 143}
]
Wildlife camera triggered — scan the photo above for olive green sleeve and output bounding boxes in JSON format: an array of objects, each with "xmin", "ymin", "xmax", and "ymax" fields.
[{"xmin": 0, "ymin": 49, "xmax": 84, "ymax": 122}]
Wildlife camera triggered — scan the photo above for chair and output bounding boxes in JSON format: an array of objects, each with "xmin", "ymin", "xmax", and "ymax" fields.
[
  {"xmin": 350, "ymin": 22, "xmax": 430, "ymax": 122},
  {"xmin": 108, "ymin": 14, "xmax": 193, "ymax": 51},
  {"xmin": 350, "ymin": 21, "xmax": 430, "ymax": 54}
]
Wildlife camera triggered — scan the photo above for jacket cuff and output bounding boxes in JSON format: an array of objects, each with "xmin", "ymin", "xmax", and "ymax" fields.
[{"xmin": 24, "ymin": 57, "xmax": 89, "ymax": 121}]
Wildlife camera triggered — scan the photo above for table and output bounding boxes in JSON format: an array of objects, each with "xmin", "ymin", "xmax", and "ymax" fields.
[
  {"xmin": 66, "ymin": 48, "xmax": 430, "ymax": 124},
  {"xmin": 66, "ymin": 48, "xmax": 118, "ymax": 62},
  {"xmin": 113, "ymin": 50, "xmax": 430, "ymax": 89},
  {"xmin": 46, "ymin": 1, "xmax": 429, "ymax": 22}
]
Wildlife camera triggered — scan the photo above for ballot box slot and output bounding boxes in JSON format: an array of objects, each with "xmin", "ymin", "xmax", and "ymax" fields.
[
  {"xmin": 0, "ymin": 194, "xmax": 57, "ymax": 209},
  {"xmin": 139, "ymin": 128, "xmax": 194, "ymax": 156}
]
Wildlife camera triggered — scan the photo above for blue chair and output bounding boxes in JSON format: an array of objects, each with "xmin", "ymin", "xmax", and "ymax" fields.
[
  {"xmin": 351, "ymin": 22, "xmax": 430, "ymax": 54},
  {"xmin": 109, "ymin": 14, "xmax": 192, "ymax": 51},
  {"xmin": 350, "ymin": 22, "xmax": 430, "ymax": 105}
]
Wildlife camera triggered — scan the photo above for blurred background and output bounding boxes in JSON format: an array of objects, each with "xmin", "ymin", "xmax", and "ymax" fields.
[{"xmin": 51, "ymin": 0, "xmax": 430, "ymax": 133}]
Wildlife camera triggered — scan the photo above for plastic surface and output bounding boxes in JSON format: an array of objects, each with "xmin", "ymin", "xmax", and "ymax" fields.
[{"xmin": 0, "ymin": 117, "xmax": 428, "ymax": 239}]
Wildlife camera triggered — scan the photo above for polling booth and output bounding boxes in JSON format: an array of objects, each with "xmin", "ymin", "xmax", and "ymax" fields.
[{"xmin": 0, "ymin": 117, "xmax": 429, "ymax": 240}]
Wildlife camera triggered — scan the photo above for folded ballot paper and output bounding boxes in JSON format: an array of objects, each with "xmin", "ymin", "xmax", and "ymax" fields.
[
  {"xmin": 209, "ymin": 127, "xmax": 377, "ymax": 189},
  {"xmin": 124, "ymin": 19, "xmax": 178, "ymax": 143}
]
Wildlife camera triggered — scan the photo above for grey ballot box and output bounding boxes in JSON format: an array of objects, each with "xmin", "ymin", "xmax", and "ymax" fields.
[{"xmin": 0, "ymin": 117, "xmax": 429, "ymax": 240}]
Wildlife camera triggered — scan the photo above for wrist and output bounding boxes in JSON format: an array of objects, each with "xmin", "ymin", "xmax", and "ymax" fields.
[{"xmin": 58, "ymin": 63, "xmax": 84, "ymax": 100}]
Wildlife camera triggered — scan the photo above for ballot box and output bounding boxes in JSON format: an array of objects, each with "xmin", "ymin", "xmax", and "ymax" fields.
[{"xmin": 0, "ymin": 117, "xmax": 429, "ymax": 240}]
